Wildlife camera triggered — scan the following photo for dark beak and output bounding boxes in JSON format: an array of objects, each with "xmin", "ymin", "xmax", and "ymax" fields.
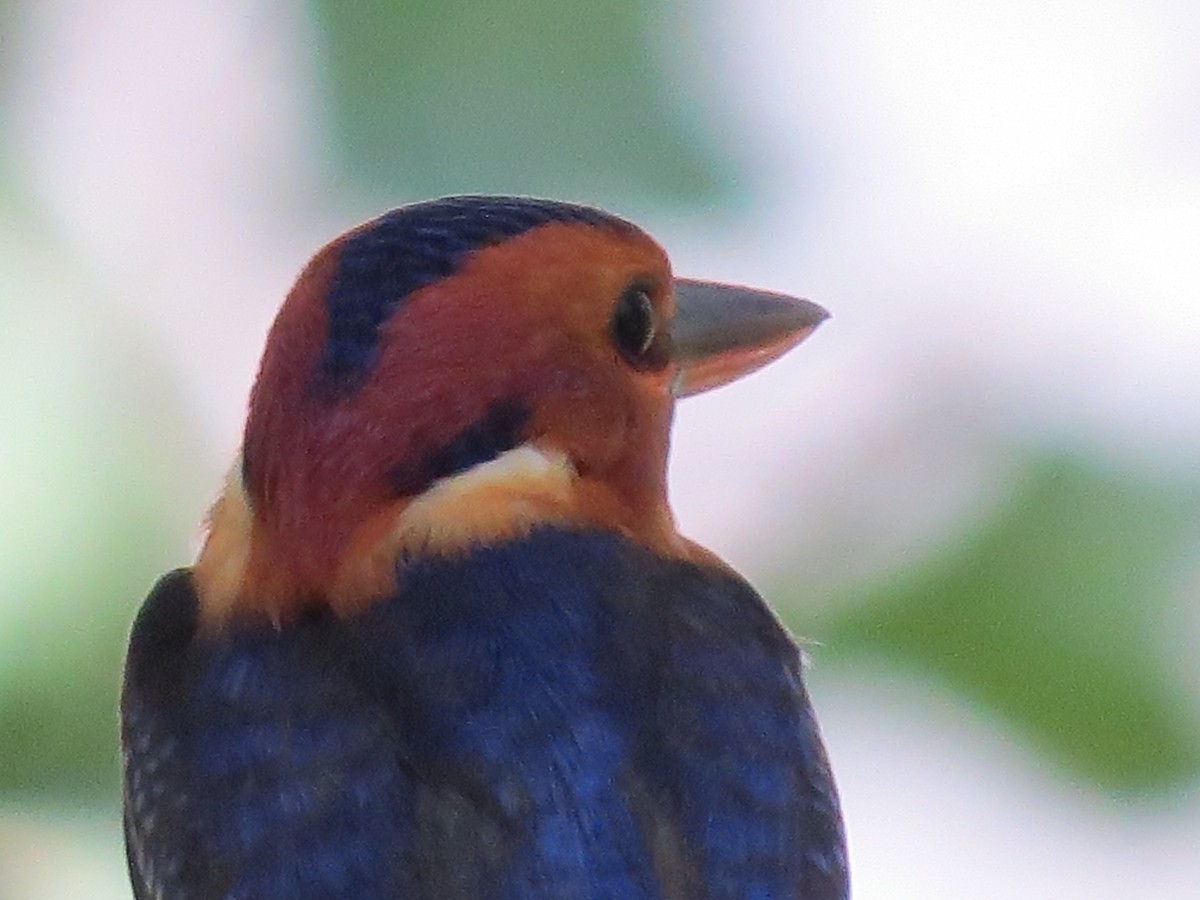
[{"xmin": 670, "ymin": 278, "xmax": 828, "ymax": 397}]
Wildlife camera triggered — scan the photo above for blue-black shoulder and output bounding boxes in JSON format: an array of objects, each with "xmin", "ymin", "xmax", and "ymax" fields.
[{"xmin": 120, "ymin": 529, "xmax": 847, "ymax": 899}]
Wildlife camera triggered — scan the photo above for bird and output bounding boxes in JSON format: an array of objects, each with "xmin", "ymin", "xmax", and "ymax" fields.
[{"xmin": 120, "ymin": 195, "xmax": 847, "ymax": 900}]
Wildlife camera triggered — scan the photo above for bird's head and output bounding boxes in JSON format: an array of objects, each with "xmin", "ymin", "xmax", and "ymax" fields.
[{"xmin": 194, "ymin": 196, "xmax": 826, "ymax": 624}]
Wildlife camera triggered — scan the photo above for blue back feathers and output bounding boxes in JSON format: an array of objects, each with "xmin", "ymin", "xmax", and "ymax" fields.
[
  {"xmin": 320, "ymin": 196, "xmax": 635, "ymax": 387},
  {"xmin": 122, "ymin": 529, "xmax": 848, "ymax": 899}
]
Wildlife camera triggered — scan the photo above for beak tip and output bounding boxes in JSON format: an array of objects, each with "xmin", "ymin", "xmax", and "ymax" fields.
[
  {"xmin": 796, "ymin": 297, "xmax": 830, "ymax": 328},
  {"xmin": 670, "ymin": 279, "xmax": 829, "ymax": 396}
]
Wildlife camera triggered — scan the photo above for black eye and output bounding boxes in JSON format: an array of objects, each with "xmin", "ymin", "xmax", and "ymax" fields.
[{"xmin": 611, "ymin": 285, "xmax": 660, "ymax": 368}]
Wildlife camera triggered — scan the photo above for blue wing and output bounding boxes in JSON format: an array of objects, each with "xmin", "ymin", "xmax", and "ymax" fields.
[
  {"xmin": 122, "ymin": 570, "xmax": 422, "ymax": 899},
  {"xmin": 121, "ymin": 529, "xmax": 847, "ymax": 899}
]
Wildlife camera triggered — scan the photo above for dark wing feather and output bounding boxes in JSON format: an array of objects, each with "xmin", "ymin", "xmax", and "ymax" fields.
[
  {"xmin": 640, "ymin": 556, "xmax": 849, "ymax": 898},
  {"xmin": 121, "ymin": 571, "xmax": 421, "ymax": 899},
  {"xmin": 120, "ymin": 530, "xmax": 846, "ymax": 899}
]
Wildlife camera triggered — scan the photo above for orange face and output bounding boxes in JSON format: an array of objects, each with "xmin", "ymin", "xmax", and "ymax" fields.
[
  {"xmin": 202, "ymin": 220, "xmax": 680, "ymax": 621},
  {"xmin": 364, "ymin": 221, "xmax": 680, "ymax": 531},
  {"xmin": 194, "ymin": 199, "xmax": 825, "ymax": 625}
]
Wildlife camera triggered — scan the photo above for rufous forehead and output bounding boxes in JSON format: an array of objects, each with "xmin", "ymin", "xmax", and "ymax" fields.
[{"xmin": 410, "ymin": 221, "xmax": 673, "ymax": 339}]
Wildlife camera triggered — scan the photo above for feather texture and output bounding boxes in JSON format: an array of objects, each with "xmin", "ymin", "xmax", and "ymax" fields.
[{"xmin": 122, "ymin": 527, "xmax": 847, "ymax": 899}]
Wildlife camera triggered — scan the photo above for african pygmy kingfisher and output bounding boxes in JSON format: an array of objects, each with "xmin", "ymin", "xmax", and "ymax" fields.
[{"xmin": 121, "ymin": 196, "xmax": 847, "ymax": 899}]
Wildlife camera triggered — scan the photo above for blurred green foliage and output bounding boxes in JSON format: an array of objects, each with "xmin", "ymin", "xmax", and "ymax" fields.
[
  {"xmin": 811, "ymin": 456, "xmax": 1200, "ymax": 794},
  {"xmin": 0, "ymin": 210, "xmax": 197, "ymax": 804},
  {"xmin": 308, "ymin": 0, "xmax": 729, "ymax": 204}
]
